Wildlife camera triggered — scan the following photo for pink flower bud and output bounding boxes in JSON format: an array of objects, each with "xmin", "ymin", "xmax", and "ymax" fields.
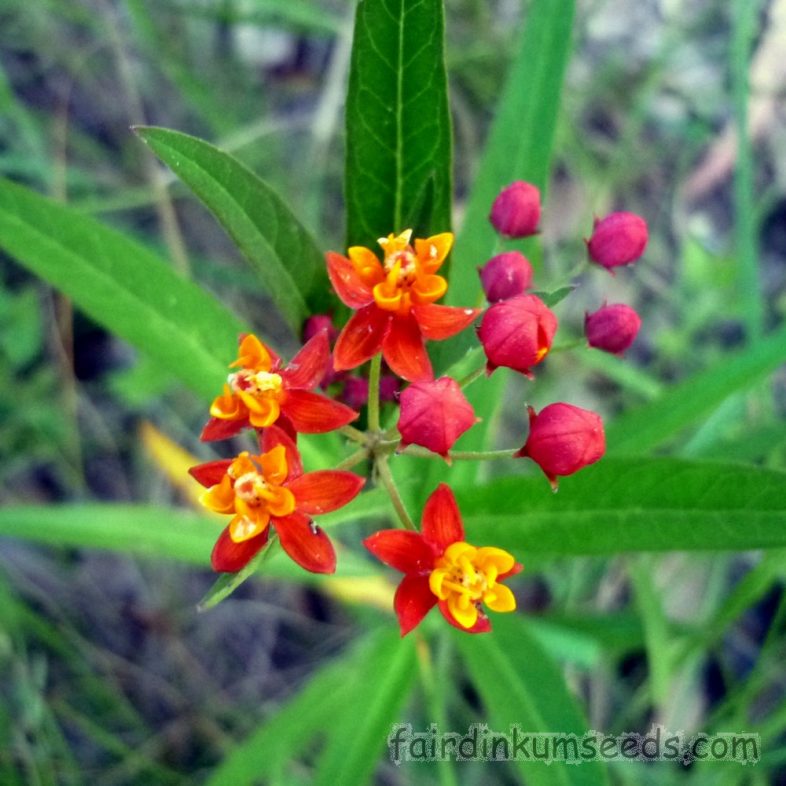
[
  {"xmin": 340, "ymin": 376, "xmax": 369, "ymax": 410},
  {"xmin": 479, "ymin": 251, "xmax": 534, "ymax": 303},
  {"xmin": 586, "ymin": 212, "xmax": 648, "ymax": 271},
  {"xmin": 489, "ymin": 181, "xmax": 541, "ymax": 238},
  {"xmin": 379, "ymin": 374, "xmax": 401, "ymax": 403},
  {"xmin": 516, "ymin": 403, "xmax": 605, "ymax": 489},
  {"xmin": 303, "ymin": 314, "xmax": 338, "ymax": 344},
  {"xmin": 585, "ymin": 304, "xmax": 641, "ymax": 355},
  {"xmin": 398, "ymin": 377, "xmax": 476, "ymax": 461},
  {"xmin": 477, "ymin": 294, "xmax": 558, "ymax": 378}
]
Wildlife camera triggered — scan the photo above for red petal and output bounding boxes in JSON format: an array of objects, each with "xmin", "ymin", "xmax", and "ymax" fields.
[
  {"xmin": 282, "ymin": 331, "xmax": 330, "ymax": 390},
  {"xmin": 189, "ymin": 460, "xmax": 232, "ymax": 488},
  {"xmin": 326, "ymin": 251, "xmax": 374, "ymax": 308},
  {"xmin": 395, "ymin": 574, "xmax": 437, "ymax": 636},
  {"xmin": 259, "ymin": 424, "xmax": 303, "ymax": 479},
  {"xmin": 211, "ymin": 526, "xmax": 270, "ymax": 573},
  {"xmin": 438, "ymin": 600, "xmax": 492, "ymax": 633},
  {"xmin": 500, "ymin": 562, "xmax": 524, "ymax": 581},
  {"xmin": 382, "ymin": 315, "xmax": 433, "ymax": 382},
  {"xmin": 363, "ymin": 529, "xmax": 435, "ymax": 574},
  {"xmin": 274, "ymin": 512, "xmax": 336, "ymax": 573},
  {"xmin": 282, "ymin": 390, "xmax": 359, "ymax": 433},
  {"xmin": 412, "ymin": 304, "xmax": 481, "ymax": 340},
  {"xmin": 200, "ymin": 416, "xmax": 247, "ymax": 442},
  {"xmin": 286, "ymin": 471, "xmax": 365, "ymax": 514},
  {"xmin": 333, "ymin": 305, "xmax": 389, "ymax": 372},
  {"xmin": 421, "ymin": 483, "xmax": 464, "ymax": 552}
]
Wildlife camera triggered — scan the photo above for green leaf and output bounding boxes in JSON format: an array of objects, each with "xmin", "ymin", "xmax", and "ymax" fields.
[
  {"xmin": 458, "ymin": 615, "xmax": 610, "ymax": 785},
  {"xmin": 345, "ymin": 0, "xmax": 452, "ymax": 247},
  {"xmin": 314, "ymin": 631, "xmax": 417, "ymax": 785},
  {"xmin": 135, "ymin": 126, "xmax": 329, "ymax": 331},
  {"xmin": 606, "ymin": 324, "xmax": 786, "ymax": 455},
  {"xmin": 445, "ymin": 0, "xmax": 576, "ymax": 310},
  {"xmin": 205, "ymin": 628, "xmax": 397, "ymax": 786},
  {"xmin": 458, "ymin": 457, "xmax": 786, "ymax": 555},
  {"xmin": 425, "ymin": 0, "xmax": 576, "ymax": 499},
  {"xmin": 532, "ymin": 285, "xmax": 577, "ymax": 308},
  {"xmin": 0, "ymin": 177, "xmax": 244, "ymax": 401}
]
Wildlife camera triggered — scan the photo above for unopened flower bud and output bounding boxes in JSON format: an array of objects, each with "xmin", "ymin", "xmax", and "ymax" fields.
[
  {"xmin": 516, "ymin": 403, "xmax": 605, "ymax": 489},
  {"xmin": 340, "ymin": 376, "xmax": 369, "ymax": 410},
  {"xmin": 489, "ymin": 181, "xmax": 541, "ymax": 238},
  {"xmin": 302, "ymin": 314, "xmax": 338, "ymax": 344},
  {"xmin": 586, "ymin": 211, "xmax": 648, "ymax": 271},
  {"xmin": 479, "ymin": 251, "xmax": 533, "ymax": 302},
  {"xmin": 477, "ymin": 294, "xmax": 558, "ymax": 378},
  {"xmin": 585, "ymin": 304, "xmax": 641, "ymax": 355},
  {"xmin": 398, "ymin": 377, "xmax": 476, "ymax": 461}
]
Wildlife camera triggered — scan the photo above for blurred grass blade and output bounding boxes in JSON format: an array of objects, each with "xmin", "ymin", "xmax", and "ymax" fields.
[
  {"xmin": 458, "ymin": 457, "xmax": 786, "ymax": 555},
  {"xmin": 135, "ymin": 126, "xmax": 329, "ymax": 331},
  {"xmin": 314, "ymin": 632, "xmax": 416, "ymax": 786},
  {"xmin": 445, "ymin": 0, "xmax": 576, "ymax": 310},
  {"xmin": 605, "ymin": 324, "xmax": 786, "ymax": 455},
  {"xmin": 205, "ymin": 628, "xmax": 404, "ymax": 785},
  {"xmin": 458, "ymin": 615, "xmax": 610, "ymax": 785},
  {"xmin": 345, "ymin": 0, "xmax": 452, "ymax": 247},
  {"xmin": 0, "ymin": 177, "xmax": 244, "ymax": 401}
]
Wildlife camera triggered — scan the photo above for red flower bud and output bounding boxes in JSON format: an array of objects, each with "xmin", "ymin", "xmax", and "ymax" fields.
[
  {"xmin": 489, "ymin": 181, "xmax": 541, "ymax": 238},
  {"xmin": 340, "ymin": 376, "xmax": 369, "ymax": 410},
  {"xmin": 379, "ymin": 374, "xmax": 401, "ymax": 403},
  {"xmin": 303, "ymin": 314, "xmax": 338, "ymax": 344},
  {"xmin": 585, "ymin": 303, "xmax": 641, "ymax": 355},
  {"xmin": 479, "ymin": 251, "xmax": 533, "ymax": 303},
  {"xmin": 477, "ymin": 294, "xmax": 558, "ymax": 378},
  {"xmin": 586, "ymin": 211, "xmax": 648, "ymax": 271},
  {"xmin": 398, "ymin": 377, "xmax": 476, "ymax": 461},
  {"xmin": 516, "ymin": 403, "xmax": 605, "ymax": 489}
]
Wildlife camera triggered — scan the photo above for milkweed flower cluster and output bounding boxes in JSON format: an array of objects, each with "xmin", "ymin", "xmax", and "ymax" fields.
[{"xmin": 188, "ymin": 183, "xmax": 649, "ymax": 636}]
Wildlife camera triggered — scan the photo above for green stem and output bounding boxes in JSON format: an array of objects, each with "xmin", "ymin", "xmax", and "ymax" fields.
[
  {"xmin": 376, "ymin": 455, "xmax": 416, "ymax": 530},
  {"xmin": 401, "ymin": 445, "xmax": 518, "ymax": 461},
  {"xmin": 335, "ymin": 446, "xmax": 369, "ymax": 471},
  {"xmin": 550, "ymin": 338, "xmax": 586, "ymax": 353},
  {"xmin": 457, "ymin": 364, "xmax": 486, "ymax": 389},
  {"xmin": 367, "ymin": 353, "xmax": 382, "ymax": 432},
  {"xmin": 338, "ymin": 424, "xmax": 367, "ymax": 443}
]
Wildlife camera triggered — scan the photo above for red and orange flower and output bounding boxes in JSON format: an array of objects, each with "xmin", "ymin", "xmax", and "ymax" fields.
[
  {"xmin": 201, "ymin": 332, "xmax": 358, "ymax": 441},
  {"xmin": 364, "ymin": 484, "xmax": 521, "ymax": 634},
  {"xmin": 327, "ymin": 230, "xmax": 480, "ymax": 382},
  {"xmin": 191, "ymin": 426, "xmax": 364, "ymax": 573}
]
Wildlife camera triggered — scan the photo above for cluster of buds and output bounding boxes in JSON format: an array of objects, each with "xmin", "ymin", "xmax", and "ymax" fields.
[{"xmin": 187, "ymin": 181, "xmax": 648, "ymax": 637}]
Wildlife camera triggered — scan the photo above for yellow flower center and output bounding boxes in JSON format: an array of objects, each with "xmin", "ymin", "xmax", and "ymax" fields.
[
  {"xmin": 366, "ymin": 229, "xmax": 449, "ymax": 315},
  {"xmin": 428, "ymin": 542, "xmax": 517, "ymax": 629},
  {"xmin": 200, "ymin": 447, "xmax": 296, "ymax": 543}
]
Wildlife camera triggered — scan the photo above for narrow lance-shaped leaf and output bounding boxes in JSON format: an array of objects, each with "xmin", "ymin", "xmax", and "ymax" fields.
[
  {"xmin": 0, "ymin": 177, "xmax": 244, "ymax": 401},
  {"xmin": 345, "ymin": 0, "xmax": 452, "ymax": 247},
  {"xmin": 457, "ymin": 457, "xmax": 786, "ymax": 555},
  {"xmin": 135, "ymin": 126, "xmax": 330, "ymax": 332}
]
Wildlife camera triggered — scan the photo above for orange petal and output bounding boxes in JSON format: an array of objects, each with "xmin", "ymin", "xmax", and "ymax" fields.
[
  {"xmin": 210, "ymin": 385, "xmax": 244, "ymax": 419},
  {"xmin": 200, "ymin": 416, "xmax": 247, "ymax": 442},
  {"xmin": 274, "ymin": 512, "xmax": 336, "ymax": 574},
  {"xmin": 211, "ymin": 525, "xmax": 270, "ymax": 572},
  {"xmin": 382, "ymin": 315, "xmax": 432, "ymax": 382},
  {"xmin": 348, "ymin": 246, "xmax": 385, "ymax": 285},
  {"xmin": 411, "ymin": 274, "xmax": 447, "ymax": 305},
  {"xmin": 326, "ymin": 251, "xmax": 375, "ymax": 308},
  {"xmin": 229, "ymin": 510, "xmax": 270, "ymax": 542},
  {"xmin": 363, "ymin": 529, "xmax": 435, "ymax": 574},
  {"xmin": 260, "ymin": 424, "xmax": 303, "ymax": 479},
  {"xmin": 189, "ymin": 460, "xmax": 232, "ymax": 488},
  {"xmin": 438, "ymin": 599, "xmax": 491, "ymax": 633},
  {"xmin": 232, "ymin": 333, "xmax": 274, "ymax": 372},
  {"xmin": 412, "ymin": 304, "xmax": 481, "ymax": 340},
  {"xmin": 245, "ymin": 396, "xmax": 281, "ymax": 428},
  {"xmin": 421, "ymin": 483, "xmax": 464, "ymax": 551},
  {"xmin": 282, "ymin": 331, "xmax": 330, "ymax": 390},
  {"xmin": 200, "ymin": 476, "xmax": 236, "ymax": 514},
  {"xmin": 286, "ymin": 470, "xmax": 365, "ymax": 515},
  {"xmin": 333, "ymin": 304, "xmax": 390, "ymax": 372},
  {"xmin": 395, "ymin": 574, "xmax": 438, "ymax": 636},
  {"xmin": 258, "ymin": 444, "xmax": 289, "ymax": 484},
  {"xmin": 414, "ymin": 232, "xmax": 453, "ymax": 273},
  {"xmin": 260, "ymin": 485, "xmax": 295, "ymax": 517}
]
